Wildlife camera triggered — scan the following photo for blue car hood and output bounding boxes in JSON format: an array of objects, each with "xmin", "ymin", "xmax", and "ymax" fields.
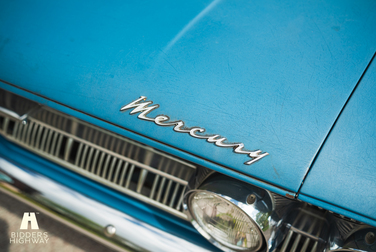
[{"xmin": 0, "ymin": 0, "xmax": 376, "ymax": 193}]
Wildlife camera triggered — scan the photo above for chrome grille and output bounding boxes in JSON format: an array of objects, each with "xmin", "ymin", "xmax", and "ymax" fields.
[
  {"xmin": 279, "ymin": 207, "xmax": 328, "ymax": 252},
  {"xmin": 0, "ymin": 90, "xmax": 195, "ymax": 219}
]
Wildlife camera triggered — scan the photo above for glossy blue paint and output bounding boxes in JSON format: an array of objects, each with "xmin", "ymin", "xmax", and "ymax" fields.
[
  {"xmin": 299, "ymin": 57, "xmax": 376, "ymax": 226},
  {"xmin": 0, "ymin": 135, "xmax": 220, "ymax": 251},
  {"xmin": 0, "ymin": 0, "xmax": 376, "ymax": 194},
  {"xmin": 0, "ymin": 82, "xmax": 293, "ymax": 198}
]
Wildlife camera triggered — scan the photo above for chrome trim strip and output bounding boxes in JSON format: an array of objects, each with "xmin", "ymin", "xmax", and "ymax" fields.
[
  {"xmin": 0, "ymin": 107, "xmax": 28, "ymax": 121},
  {"xmin": 0, "ymin": 157, "xmax": 212, "ymax": 252}
]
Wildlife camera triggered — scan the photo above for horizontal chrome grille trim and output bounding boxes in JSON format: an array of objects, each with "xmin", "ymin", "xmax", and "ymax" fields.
[
  {"xmin": 20, "ymin": 118, "xmax": 190, "ymax": 185},
  {"xmin": 0, "ymin": 90, "xmax": 196, "ymax": 219}
]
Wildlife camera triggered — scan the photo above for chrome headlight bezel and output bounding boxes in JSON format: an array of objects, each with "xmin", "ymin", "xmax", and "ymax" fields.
[
  {"xmin": 183, "ymin": 175, "xmax": 279, "ymax": 252},
  {"xmin": 184, "ymin": 190, "xmax": 265, "ymax": 252}
]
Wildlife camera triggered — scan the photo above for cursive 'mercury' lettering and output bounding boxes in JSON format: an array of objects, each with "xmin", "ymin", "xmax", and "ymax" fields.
[{"xmin": 120, "ymin": 96, "xmax": 268, "ymax": 165}]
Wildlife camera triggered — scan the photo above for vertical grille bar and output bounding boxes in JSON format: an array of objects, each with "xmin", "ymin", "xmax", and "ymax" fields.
[
  {"xmin": 311, "ymin": 219, "xmax": 325, "ymax": 252},
  {"xmin": 169, "ymin": 183, "xmax": 180, "ymax": 208},
  {"xmin": 90, "ymin": 149, "xmax": 100, "ymax": 173},
  {"xmin": 101, "ymin": 155, "xmax": 112, "ymax": 178},
  {"xmin": 311, "ymin": 242, "xmax": 318, "ymax": 252},
  {"xmin": 175, "ymin": 188, "xmax": 186, "ymax": 211},
  {"xmin": 112, "ymin": 160, "xmax": 123, "ymax": 183},
  {"xmin": 75, "ymin": 143, "xmax": 84, "ymax": 166},
  {"xmin": 39, "ymin": 128, "xmax": 49, "ymax": 151},
  {"xmin": 290, "ymin": 215, "xmax": 310, "ymax": 252},
  {"xmin": 25, "ymin": 121, "xmax": 34, "ymax": 145},
  {"xmin": 301, "ymin": 221, "xmax": 317, "ymax": 252},
  {"xmin": 35, "ymin": 125, "xmax": 43, "ymax": 149},
  {"xmin": 96, "ymin": 152, "xmax": 106, "ymax": 176},
  {"xmin": 50, "ymin": 130, "xmax": 59, "ymax": 154},
  {"xmin": 44, "ymin": 129, "xmax": 53, "ymax": 152},
  {"xmin": 136, "ymin": 170, "xmax": 148, "ymax": 193},
  {"xmin": 30, "ymin": 123, "xmax": 39, "ymax": 147},
  {"xmin": 21, "ymin": 122, "xmax": 29, "ymax": 142},
  {"xmin": 156, "ymin": 178, "xmax": 166, "ymax": 202},
  {"xmin": 55, "ymin": 134, "xmax": 64, "ymax": 157},
  {"xmin": 162, "ymin": 180, "xmax": 173, "ymax": 205},
  {"xmin": 16, "ymin": 122, "xmax": 22, "ymax": 140},
  {"xmin": 64, "ymin": 138, "xmax": 74, "ymax": 161},
  {"xmin": 280, "ymin": 230, "xmax": 294, "ymax": 252},
  {"xmin": 80, "ymin": 145, "xmax": 89, "ymax": 168},
  {"xmin": 107, "ymin": 157, "xmax": 117, "ymax": 180},
  {"xmin": 85, "ymin": 147, "xmax": 95, "ymax": 171},
  {"xmin": 12, "ymin": 121, "xmax": 19, "ymax": 138},
  {"xmin": 2, "ymin": 117, "xmax": 9, "ymax": 132},
  {"xmin": 150, "ymin": 175, "xmax": 160, "ymax": 200},
  {"xmin": 280, "ymin": 211, "xmax": 304, "ymax": 252},
  {"xmin": 150, "ymin": 157, "xmax": 166, "ymax": 199},
  {"xmin": 118, "ymin": 162, "xmax": 129, "ymax": 186},
  {"xmin": 125, "ymin": 164, "xmax": 135, "ymax": 189}
]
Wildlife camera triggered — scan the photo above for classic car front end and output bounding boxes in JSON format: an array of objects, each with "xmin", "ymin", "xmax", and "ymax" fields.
[{"xmin": 0, "ymin": 0, "xmax": 376, "ymax": 251}]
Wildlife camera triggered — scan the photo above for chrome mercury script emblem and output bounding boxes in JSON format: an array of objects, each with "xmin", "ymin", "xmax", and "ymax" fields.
[{"xmin": 120, "ymin": 97, "xmax": 268, "ymax": 165}]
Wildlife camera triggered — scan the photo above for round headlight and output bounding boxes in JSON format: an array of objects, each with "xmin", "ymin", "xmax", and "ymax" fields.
[{"xmin": 188, "ymin": 190, "xmax": 264, "ymax": 251}]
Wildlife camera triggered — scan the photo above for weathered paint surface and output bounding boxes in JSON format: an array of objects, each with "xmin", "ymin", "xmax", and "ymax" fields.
[
  {"xmin": 299, "ymin": 56, "xmax": 376, "ymax": 226},
  {"xmin": 0, "ymin": 0, "xmax": 375, "ymax": 212}
]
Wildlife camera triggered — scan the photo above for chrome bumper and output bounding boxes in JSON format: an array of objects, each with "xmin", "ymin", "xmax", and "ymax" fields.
[{"xmin": 0, "ymin": 156, "xmax": 211, "ymax": 252}]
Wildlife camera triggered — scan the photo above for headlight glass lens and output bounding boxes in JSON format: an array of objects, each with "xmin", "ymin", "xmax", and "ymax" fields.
[{"xmin": 190, "ymin": 191, "xmax": 263, "ymax": 251}]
